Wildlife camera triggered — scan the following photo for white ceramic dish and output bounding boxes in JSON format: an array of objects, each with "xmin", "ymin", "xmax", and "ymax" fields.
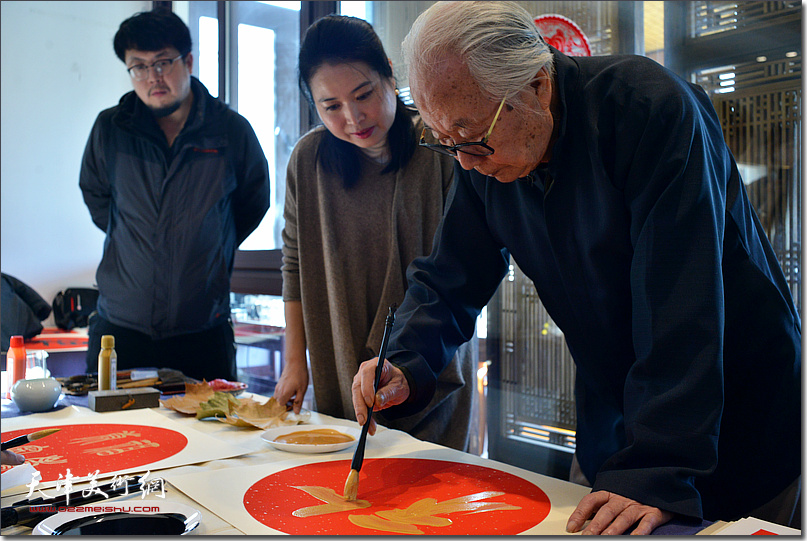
[
  {"xmin": 32, "ymin": 501, "xmax": 201, "ymax": 535},
  {"xmin": 261, "ymin": 424, "xmax": 361, "ymax": 454}
]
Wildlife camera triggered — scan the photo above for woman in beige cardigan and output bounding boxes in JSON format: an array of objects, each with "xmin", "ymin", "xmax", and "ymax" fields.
[{"xmin": 273, "ymin": 15, "xmax": 475, "ymax": 451}]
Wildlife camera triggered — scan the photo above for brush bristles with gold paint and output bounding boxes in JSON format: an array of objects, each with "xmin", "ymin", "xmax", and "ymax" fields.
[
  {"xmin": 343, "ymin": 468, "xmax": 360, "ymax": 501},
  {"xmin": 2, "ymin": 428, "xmax": 60, "ymax": 450},
  {"xmin": 343, "ymin": 305, "xmax": 397, "ymax": 501}
]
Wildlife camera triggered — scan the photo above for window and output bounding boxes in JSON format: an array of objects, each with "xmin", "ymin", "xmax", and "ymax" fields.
[
  {"xmin": 190, "ymin": 1, "xmax": 301, "ymax": 253},
  {"xmin": 187, "ymin": 1, "xmax": 336, "ymax": 295},
  {"xmin": 339, "ymin": 1, "xmax": 370, "ymax": 21}
]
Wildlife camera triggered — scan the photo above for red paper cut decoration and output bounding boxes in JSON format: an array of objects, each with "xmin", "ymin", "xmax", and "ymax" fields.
[{"xmin": 534, "ymin": 14, "xmax": 592, "ymax": 57}]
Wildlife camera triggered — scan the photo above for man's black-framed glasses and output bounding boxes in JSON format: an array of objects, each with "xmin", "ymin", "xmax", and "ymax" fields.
[
  {"xmin": 419, "ymin": 96, "xmax": 507, "ymax": 157},
  {"xmin": 127, "ymin": 54, "xmax": 184, "ymax": 81}
]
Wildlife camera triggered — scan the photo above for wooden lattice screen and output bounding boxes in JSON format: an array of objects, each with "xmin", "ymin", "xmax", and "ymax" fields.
[
  {"xmin": 696, "ymin": 57, "xmax": 802, "ymax": 309},
  {"xmin": 494, "ymin": 264, "xmax": 578, "ymax": 448},
  {"xmin": 688, "ymin": 0, "xmax": 802, "ymax": 39}
]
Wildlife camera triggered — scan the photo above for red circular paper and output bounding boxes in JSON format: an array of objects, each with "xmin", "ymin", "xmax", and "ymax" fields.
[
  {"xmin": 243, "ymin": 458, "xmax": 551, "ymax": 535},
  {"xmin": 535, "ymin": 14, "xmax": 592, "ymax": 56},
  {"xmin": 0, "ymin": 424, "xmax": 187, "ymax": 481}
]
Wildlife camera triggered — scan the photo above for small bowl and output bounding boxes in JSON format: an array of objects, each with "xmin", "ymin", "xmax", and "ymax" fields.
[
  {"xmin": 11, "ymin": 377, "xmax": 62, "ymax": 412},
  {"xmin": 260, "ymin": 425, "xmax": 361, "ymax": 454}
]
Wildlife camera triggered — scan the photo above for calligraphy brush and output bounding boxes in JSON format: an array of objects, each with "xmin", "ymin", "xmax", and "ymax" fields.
[
  {"xmin": 343, "ymin": 304, "xmax": 397, "ymax": 501},
  {"xmin": 2, "ymin": 476, "xmax": 143, "ymax": 527},
  {"xmin": 1, "ymin": 428, "xmax": 60, "ymax": 451},
  {"xmin": 10, "ymin": 475, "xmax": 145, "ymax": 509}
]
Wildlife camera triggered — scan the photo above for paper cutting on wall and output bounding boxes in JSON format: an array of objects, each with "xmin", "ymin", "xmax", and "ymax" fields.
[{"xmin": 534, "ymin": 14, "xmax": 592, "ymax": 57}]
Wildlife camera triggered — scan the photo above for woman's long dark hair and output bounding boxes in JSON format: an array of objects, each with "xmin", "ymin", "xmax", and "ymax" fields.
[{"xmin": 298, "ymin": 15, "xmax": 416, "ymax": 188}]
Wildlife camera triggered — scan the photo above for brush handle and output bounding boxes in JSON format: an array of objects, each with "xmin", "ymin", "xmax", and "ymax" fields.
[
  {"xmin": 349, "ymin": 305, "xmax": 397, "ymax": 473},
  {"xmin": 1, "ymin": 502, "xmax": 52, "ymax": 529},
  {"xmin": 11, "ymin": 477, "xmax": 142, "ymax": 508},
  {"xmin": 350, "ymin": 413, "xmax": 372, "ymax": 471},
  {"xmin": 1, "ymin": 435, "xmax": 30, "ymax": 451},
  {"xmin": 2, "ymin": 478, "xmax": 142, "ymax": 528},
  {"xmin": 372, "ymin": 306, "xmax": 397, "ymax": 390}
]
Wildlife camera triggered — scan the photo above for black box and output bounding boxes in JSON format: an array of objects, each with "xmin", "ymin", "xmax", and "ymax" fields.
[{"xmin": 88, "ymin": 388, "xmax": 160, "ymax": 412}]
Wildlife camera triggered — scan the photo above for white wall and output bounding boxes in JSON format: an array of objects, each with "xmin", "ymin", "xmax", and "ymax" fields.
[{"xmin": 1, "ymin": 1, "xmax": 150, "ymax": 324}]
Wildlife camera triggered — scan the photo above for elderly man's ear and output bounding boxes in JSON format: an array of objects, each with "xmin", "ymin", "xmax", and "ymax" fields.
[{"xmin": 529, "ymin": 67, "xmax": 553, "ymax": 109}]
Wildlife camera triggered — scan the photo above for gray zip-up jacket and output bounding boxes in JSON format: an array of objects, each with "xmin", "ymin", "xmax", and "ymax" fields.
[{"xmin": 80, "ymin": 77, "xmax": 270, "ymax": 339}]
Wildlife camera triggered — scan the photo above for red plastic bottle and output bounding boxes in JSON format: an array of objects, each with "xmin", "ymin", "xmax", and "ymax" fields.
[{"xmin": 6, "ymin": 335, "xmax": 26, "ymax": 398}]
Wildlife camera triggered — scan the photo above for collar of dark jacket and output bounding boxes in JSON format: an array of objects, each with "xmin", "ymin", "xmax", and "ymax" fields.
[
  {"xmin": 528, "ymin": 46, "xmax": 576, "ymax": 184},
  {"xmin": 112, "ymin": 77, "xmax": 222, "ymax": 140}
]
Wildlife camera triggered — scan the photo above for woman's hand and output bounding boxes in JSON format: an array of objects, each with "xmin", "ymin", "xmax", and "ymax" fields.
[
  {"xmin": 351, "ymin": 358, "xmax": 410, "ymax": 434},
  {"xmin": 273, "ymin": 354, "xmax": 310, "ymax": 413},
  {"xmin": 276, "ymin": 300, "xmax": 309, "ymax": 413},
  {"xmin": 566, "ymin": 490, "xmax": 674, "ymax": 535}
]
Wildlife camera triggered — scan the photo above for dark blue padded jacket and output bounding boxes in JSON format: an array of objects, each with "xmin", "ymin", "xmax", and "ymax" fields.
[
  {"xmin": 383, "ymin": 49, "xmax": 801, "ymax": 522},
  {"xmin": 80, "ymin": 77, "xmax": 270, "ymax": 339}
]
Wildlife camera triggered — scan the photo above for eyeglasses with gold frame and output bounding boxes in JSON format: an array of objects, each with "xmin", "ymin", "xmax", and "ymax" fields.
[{"xmin": 419, "ymin": 96, "xmax": 507, "ymax": 157}]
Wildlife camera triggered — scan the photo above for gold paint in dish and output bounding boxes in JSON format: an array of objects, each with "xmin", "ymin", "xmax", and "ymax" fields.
[{"xmin": 275, "ymin": 428, "xmax": 355, "ymax": 445}]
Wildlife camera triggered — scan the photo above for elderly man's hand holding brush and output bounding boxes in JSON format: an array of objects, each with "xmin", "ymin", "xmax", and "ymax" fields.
[{"xmin": 350, "ymin": 359, "xmax": 411, "ymax": 437}]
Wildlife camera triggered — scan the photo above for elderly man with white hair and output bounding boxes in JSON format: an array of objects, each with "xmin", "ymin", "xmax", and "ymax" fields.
[{"xmin": 351, "ymin": 1, "xmax": 801, "ymax": 535}]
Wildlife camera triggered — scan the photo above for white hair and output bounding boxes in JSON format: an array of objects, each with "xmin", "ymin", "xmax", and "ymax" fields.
[{"xmin": 402, "ymin": 1, "xmax": 554, "ymax": 105}]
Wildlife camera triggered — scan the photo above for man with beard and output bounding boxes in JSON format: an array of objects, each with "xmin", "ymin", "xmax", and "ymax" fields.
[{"xmin": 79, "ymin": 9, "xmax": 270, "ymax": 382}]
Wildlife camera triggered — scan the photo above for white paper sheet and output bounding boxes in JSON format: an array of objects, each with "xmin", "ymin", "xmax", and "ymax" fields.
[
  {"xmin": 0, "ymin": 463, "xmax": 39, "ymax": 492},
  {"xmin": 712, "ymin": 517, "xmax": 801, "ymax": 536}
]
